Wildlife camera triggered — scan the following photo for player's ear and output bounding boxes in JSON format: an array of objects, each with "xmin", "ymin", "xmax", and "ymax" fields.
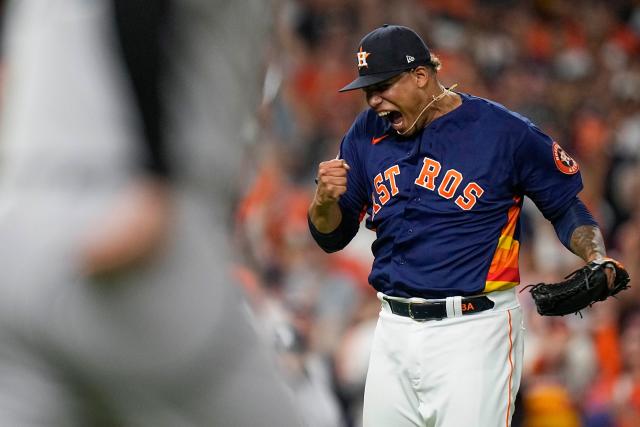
[{"xmin": 412, "ymin": 66, "xmax": 430, "ymax": 88}]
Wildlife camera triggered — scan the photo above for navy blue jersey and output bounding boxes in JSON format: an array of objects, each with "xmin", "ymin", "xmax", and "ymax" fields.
[{"xmin": 337, "ymin": 93, "xmax": 583, "ymax": 298}]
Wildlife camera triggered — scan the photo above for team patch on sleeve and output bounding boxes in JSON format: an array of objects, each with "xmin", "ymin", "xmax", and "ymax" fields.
[{"xmin": 552, "ymin": 142, "xmax": 579, "ymax": 175}]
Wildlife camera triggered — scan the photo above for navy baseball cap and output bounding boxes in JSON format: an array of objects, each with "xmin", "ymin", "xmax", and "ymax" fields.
[{"xmin": 339, "ymin": 24, "xmax": 432, "ymax": 92}]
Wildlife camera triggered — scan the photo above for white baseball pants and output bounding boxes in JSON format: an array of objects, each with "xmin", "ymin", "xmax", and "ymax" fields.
[{"xmin": 363, "ymin": 289, "xmax": 524, "ymax": 427}]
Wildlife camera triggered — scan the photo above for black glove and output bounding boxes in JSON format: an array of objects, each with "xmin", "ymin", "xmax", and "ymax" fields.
[{"xmin": 527, "ymin": 258, "xmax": 630, "ymax": 316}]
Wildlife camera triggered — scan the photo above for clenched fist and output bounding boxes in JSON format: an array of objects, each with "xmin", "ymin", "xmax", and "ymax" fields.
[
  {"xmin": 314, "ymin": 159, "xmax": 351, "ymax": 206},
  {"xmin": 309, "ymin": 158, "xmax": 350, "ymax": 233}
]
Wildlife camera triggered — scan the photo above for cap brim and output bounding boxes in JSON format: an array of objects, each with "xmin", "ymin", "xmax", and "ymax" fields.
[{"xmin": 338, "ymin": 70, "xmax": 406, "ymax": 92}]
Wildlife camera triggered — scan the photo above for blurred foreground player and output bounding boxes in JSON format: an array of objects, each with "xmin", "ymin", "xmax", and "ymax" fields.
[
  {"xmin": 308, "ymin": 24, "xmax": 623, "ymax": 427},
  {"xmin": 0, "ymin": 0, "xmax": 301, "ymax": 425}
]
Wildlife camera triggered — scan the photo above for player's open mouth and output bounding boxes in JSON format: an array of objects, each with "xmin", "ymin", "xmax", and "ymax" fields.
[{"xmin": 379, "ymin": 110, "xmax": 403, "ymax": 128}]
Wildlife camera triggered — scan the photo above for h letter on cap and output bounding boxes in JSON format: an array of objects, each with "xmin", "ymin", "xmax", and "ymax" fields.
[{"xmin": 357, "ymin": 47, "xmax": 370, "ymax": 68}]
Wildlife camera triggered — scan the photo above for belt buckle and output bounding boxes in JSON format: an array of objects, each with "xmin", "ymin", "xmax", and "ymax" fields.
[{"xmin": 408, "ymin": 302, "xmax": 415, "ymax": 320}]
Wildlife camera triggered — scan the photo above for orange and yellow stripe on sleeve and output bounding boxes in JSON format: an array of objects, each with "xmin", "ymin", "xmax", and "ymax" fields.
[{"xmin": 484, "ymin": 197, "xmax": 522, "ymax": 293}]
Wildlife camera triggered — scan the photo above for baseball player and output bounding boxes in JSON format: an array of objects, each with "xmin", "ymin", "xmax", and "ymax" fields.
[
  {"xmin": 0, "ymin": 0, "xmax": 302, "ymax": 425},
  {"xmin": 308, "ymin": 24, "xmax": 618, "ymax": 427}
]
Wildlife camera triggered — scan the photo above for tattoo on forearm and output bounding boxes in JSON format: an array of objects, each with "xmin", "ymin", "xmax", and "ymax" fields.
[{"xmin": 569, "ymin": 225, "xmax": 606, "ymax": 262}]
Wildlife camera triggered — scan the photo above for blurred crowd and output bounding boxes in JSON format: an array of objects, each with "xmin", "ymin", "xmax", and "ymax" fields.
[
  {"xmin": 0, "ymin": 0, "xmax": 637, "ymax": 426},
  {"xmin": 234, "ymin": 0, "xmax": 640, "ymax": 426}
]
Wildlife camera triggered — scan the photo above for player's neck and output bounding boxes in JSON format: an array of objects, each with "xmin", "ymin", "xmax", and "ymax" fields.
[{"xmin": 415, "ymin": 85, "xmax": 461, "ymax": 130}]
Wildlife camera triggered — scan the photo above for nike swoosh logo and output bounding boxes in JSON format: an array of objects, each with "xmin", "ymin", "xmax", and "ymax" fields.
[{"xmin": 371, "ymin": 134, "xmax": 389, "ymax": 145}]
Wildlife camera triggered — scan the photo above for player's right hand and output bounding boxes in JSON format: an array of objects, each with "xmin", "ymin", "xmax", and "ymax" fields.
[{"xmin": 314, "ymin": 159, "xmax": 350, "ymax": 206}]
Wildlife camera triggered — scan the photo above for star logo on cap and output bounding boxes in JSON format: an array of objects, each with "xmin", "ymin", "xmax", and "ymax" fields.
[{"xmin": 357, "ymin": 47, "xmax": 370, "ymax": 68}]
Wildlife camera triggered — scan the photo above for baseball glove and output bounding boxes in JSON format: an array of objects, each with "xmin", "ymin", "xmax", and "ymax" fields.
[{"xmin": 526, "ymin": 258, "xmax": 630, "ymax": 316}]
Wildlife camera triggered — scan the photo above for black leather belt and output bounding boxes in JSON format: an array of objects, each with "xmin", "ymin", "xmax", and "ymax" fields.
[{"xmin": 383, "ymin": 295, "xmax": 495, "ymax": 320}]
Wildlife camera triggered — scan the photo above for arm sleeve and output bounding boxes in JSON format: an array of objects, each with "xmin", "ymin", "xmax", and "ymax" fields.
[
  {"xmin": 514, "ymin": 124, "xmax": 584, "ymax": 221},
  {"xmin": 308, "ymin": 116, "xmax": 370, "ymax": 253},
  {"xmin": 111, "ymin": 0, "xmax": 171, "ymax": 178},
  {"xmin": 308, "ymin": 214, "xmax": 359, "ymax": 253},
  {"xmin": 549, "ymin": 197, "xmax": 599, "ymax": 250}
]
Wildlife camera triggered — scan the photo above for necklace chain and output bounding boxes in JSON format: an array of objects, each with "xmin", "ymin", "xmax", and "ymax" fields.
[{"xmin": 398, "ymin": 83, "xmax": 459, "ymax": 136}]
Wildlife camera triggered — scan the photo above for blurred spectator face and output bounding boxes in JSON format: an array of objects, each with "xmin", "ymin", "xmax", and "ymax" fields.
[{"xmin": 539, "ymin": 317, "xmax": 572, "ymax": 372}]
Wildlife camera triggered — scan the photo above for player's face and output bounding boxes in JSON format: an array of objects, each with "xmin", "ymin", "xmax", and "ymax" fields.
[{"xmin": 364, "ymin": 70, "xmax": 426, "ymax": 136}]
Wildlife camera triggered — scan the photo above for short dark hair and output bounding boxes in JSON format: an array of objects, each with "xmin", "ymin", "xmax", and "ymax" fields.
[{"xmin": 427, "ymin": 54, "xmax": 442, "ymax": 73}]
